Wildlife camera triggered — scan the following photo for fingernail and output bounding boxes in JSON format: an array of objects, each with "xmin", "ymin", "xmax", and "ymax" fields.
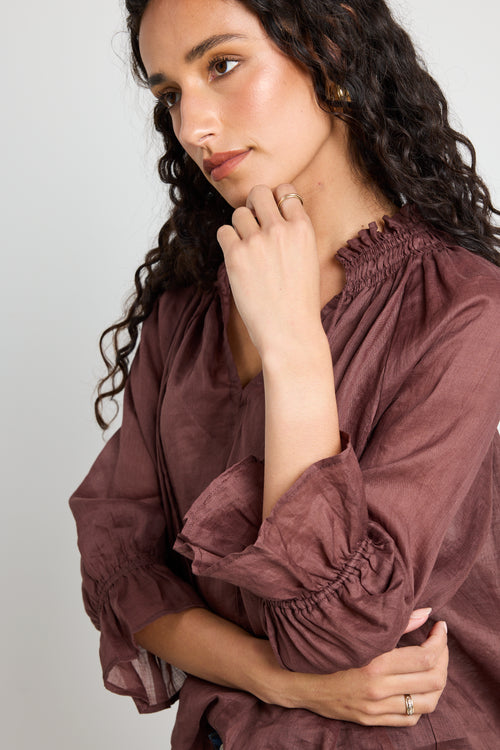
[
  {"xmin": 442, "ymin": 621, "xmax": 448, "ymax": 634},
  {"xmin": 410, "ymin": 607, "xmax": 432, "ymax": 619}
]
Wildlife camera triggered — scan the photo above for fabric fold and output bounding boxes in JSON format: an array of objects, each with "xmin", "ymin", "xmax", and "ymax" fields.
[
  {"xmin": 70, "ymin": 288, "xmax": 211, "ymax": 711},
  {"xmin": 97, "ymin": 562, "xmax": 205, "ymax": 712},
  {"xmin": 175, "ymin": 434, "xmax": 412, "ymax": 672}
]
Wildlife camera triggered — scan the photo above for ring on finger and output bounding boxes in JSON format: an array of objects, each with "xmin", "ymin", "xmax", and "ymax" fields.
[
  {"xmin": 404, "ymin": 694, "xmax": 414, "ymax": 716},
  {"xmin": 277, "ymin": 193, "xmax": 304, "ymax": 212}
]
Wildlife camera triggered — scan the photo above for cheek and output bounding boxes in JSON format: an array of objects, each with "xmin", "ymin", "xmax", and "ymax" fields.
[
  {"xmin": 230, "ymin": 60, "xmax": 296, "ymax": 126},
  {"xmin": 234, "ymin": 62, "xmax": 328, "ymax": 143}
]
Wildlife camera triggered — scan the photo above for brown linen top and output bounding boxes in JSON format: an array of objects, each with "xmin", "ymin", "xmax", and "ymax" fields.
[{"xmin": 70, "ymin": 205, "xmax": 500, "ymax": 749}]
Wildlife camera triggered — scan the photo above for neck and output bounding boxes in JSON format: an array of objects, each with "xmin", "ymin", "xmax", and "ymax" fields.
[{"xmin": 294, "ymin": 121, "xmax": 397, "ymax": 271}]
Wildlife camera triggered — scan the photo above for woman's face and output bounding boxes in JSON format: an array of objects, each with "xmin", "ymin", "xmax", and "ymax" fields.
[{"xmin": 139, "ymin": 0, "xmax": 343, "ymax": 208}]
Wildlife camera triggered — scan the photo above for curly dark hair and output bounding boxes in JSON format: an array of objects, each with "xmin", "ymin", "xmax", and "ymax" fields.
[{"xmin": 95, "ymin": 0, "xmax": 500, "ymax": 429}]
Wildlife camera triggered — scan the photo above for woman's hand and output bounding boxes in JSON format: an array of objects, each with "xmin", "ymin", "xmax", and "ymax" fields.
[
  {"xmin": 136, "ymin": 607, "xmax": 446, "ymax": 729},
  {"xmin": 263, "ymin": 614, "xmax": 448, "ymax": 727},
  {"xmin": 217, "ymin": 183, "xmax": 322, "ymax": 359},
  {"xmin": 218, "ymin": 183, "xmax": 343, "ymax": 514}
]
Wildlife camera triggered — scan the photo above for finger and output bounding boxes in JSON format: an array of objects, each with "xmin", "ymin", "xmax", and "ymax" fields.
[
  {"xmin": 245, "ymin": 184, "xmax": 282, "ymax": 227},
  {"xmin": 403, "ymin": 607, "xmax": 432, "ymax": 634},
  {"xmin": 231, "ymin": 206, "xmax": 260, "ymax": 239},
  {"xmin": 274, "ymin": 183, "xmax": 305, "ymax": 220},
  {"xmin": 366, "ymin": 621, "xmax": 448, "ymax": 676},
  {"xmin": 357, "ymin": 712, "xmax": 422, "ymax": 728},
  {"xmin": 216, "ymin": 224, "xmax": 240, "ymax": 256},
  {"xmin": 374, "ymin": 639, "xmax": 448, "ymax": 701},
  {"xmin": 369, "ymin": 690, "xmax": 442, "ymax": 719},
  {"xmin": 412, "ymin": 621, "xmax": 448, "ymax": 673},
  {"xmin": 420, "ymin": 620, "xmax": 448, "ymax": 655}
]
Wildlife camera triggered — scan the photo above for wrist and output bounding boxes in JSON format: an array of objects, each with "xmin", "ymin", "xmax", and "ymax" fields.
[
  {"xmin": 260, "ymin": 325, "xmax": 331, "ymax": 381},
  {"xmin": 263, "ymin": 668, "xmax": 319, "ymax": 711},
  {"xmin": 243, "ymin": 639, "xmax": 296, "ymax": 707}
]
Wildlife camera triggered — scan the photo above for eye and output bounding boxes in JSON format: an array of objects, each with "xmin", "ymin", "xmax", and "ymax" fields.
[
  {"xmin": 158, "ymin": 90, "xmax": 181, "ymax": 110},
  {"xmin": 209, "ymin": 57, "xmax": 239, "ymax": 80}
]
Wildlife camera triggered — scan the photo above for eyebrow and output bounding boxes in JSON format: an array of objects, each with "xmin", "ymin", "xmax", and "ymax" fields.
[{"xmin": 147, "ymin": 33, "xmax": 247, "ymax": 88}]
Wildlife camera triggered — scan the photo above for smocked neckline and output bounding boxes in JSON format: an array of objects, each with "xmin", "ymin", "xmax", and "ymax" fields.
[
  {"xmin": 214, "ymin": 202, "xmax": 443, "ymax": 393},
  {"xmin": 336, "ymin": 203, "xmax": 417, "ymax": 260},
  {"xmin": 216, "ymin": 203, "xmax": 440, "ymax": 305},
  {"xmin": 335, "ymin": 203, "xmax": 443, "ymax": 296}
]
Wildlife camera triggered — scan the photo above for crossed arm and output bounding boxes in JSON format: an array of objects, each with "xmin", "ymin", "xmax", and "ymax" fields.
[{"xmin": 135, "ymin": 606, "xmax": 447, "ymax": 726}]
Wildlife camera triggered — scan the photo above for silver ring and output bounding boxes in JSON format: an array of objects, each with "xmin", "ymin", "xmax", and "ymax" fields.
[
  {"xmin": 277, "ymin": 193, "xmax": 304, "ymax": 212},
  {"xmin": 404, "ymin": 694, "xmax": 414, "ymax": 716}
]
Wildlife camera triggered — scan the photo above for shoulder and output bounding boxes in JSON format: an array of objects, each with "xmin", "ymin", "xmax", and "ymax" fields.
[
  {"xmin": 422, "ymin": 234, "xmax": 500, "ymax": 332},
  {"xmin": 396, "ymin": 209, "xmax": 500, "ymax": 338},
  {"xmin": 376, "ymin": 216, "xmax": 500, "ymax": 379},
  {"xmin": 433, "ymin": 236, "xmax": 500, "ymax": 289},
  {"xmin": 377, "ymin": 231, "xmax": 500, "ymax": 428}
]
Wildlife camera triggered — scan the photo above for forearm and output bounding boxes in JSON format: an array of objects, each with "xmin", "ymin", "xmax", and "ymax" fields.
[
  {"xmin": 262, "ymin": 327, "xmax": 342, "ymax": 519},
  {"xmin": 134, "ymin": 607, "xmax": 292, "ymax": 706},
  {"xmin": 134, "ymin": 608, "xmax": 448, "ymax": 725}
]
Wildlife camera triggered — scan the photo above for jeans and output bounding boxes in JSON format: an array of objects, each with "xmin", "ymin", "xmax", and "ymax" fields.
[{"xmin": 208, "ymin": 729, "xmax": 224, "ymax": 749}]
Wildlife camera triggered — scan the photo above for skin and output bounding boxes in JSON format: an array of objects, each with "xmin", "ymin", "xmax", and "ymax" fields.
[{"xmin": 136, "ymin": 0, "xmax": 449, "ymax": 726}]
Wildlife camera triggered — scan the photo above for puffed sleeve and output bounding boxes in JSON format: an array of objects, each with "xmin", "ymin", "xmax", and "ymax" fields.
[
  {"xmin": 175, "ymin": 269, "xmax": 500, "ymax": 673},
  {"xmin": 70, "ymin": 294, "xmax": 206, "ymax": 713}
]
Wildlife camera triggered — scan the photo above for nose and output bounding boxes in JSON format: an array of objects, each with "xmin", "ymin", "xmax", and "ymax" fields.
[{"xmin": 174, "ymin": 87, "xmax": 219, "ymax": 150}]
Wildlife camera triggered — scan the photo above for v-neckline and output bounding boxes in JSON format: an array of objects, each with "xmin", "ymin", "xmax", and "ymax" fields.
[{"xmin": 215, "ymin": 203, "xmax": 417, "ymax": 394}]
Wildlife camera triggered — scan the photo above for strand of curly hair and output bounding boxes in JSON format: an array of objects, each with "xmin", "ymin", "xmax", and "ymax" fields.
[{"xmin": 95, "ymin": 0, "xmax": 500, "ymax": 429}]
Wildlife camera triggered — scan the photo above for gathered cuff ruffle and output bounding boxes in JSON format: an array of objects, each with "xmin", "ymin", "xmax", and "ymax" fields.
[
  {"xmin": 175, "ymin": 434, "xmax": 367, "ymax": 598},
  {"xmin": 174, "ymin": 433, "xmax": 412, "ymax": 672},
  {"xmin": 91, "ymin": 561, "xmax": 206, "ymax": 713}
]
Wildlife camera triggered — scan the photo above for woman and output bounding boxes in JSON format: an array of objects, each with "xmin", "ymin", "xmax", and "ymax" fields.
[{"xmin": 70, "ymin": 0, "xmax": 500, "ymax": 747}]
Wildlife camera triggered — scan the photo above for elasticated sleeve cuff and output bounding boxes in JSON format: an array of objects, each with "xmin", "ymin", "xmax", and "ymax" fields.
[
  {"xmin": 175, "ymin": 434, "xmax": 368, "ymax": 596},
  {"xmin": 174, "ymin": 434, "xmax": 411, "ymax": 672},
  {"xmin": 89, "ymin": 561, "xmax": 206, "ymax": 713}
]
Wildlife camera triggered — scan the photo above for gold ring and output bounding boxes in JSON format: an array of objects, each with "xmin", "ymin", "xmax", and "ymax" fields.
[
  {"xmin": 404, "ymin": 694, "xmax": 414, "ymax": 716},
  {"xmin": 277, "ymin": 193, "xmax": 304, "ymax": 211}
]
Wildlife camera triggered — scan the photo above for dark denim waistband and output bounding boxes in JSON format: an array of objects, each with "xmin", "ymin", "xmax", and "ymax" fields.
[{"xmin": 208, "ymin": 729, "xmax": 223, "ymax": 749}]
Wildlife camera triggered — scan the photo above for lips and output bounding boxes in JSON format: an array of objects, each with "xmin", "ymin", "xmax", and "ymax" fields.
[{"xmin": 203, "ymin": 149, "xmax": 250, "ymax": 181}]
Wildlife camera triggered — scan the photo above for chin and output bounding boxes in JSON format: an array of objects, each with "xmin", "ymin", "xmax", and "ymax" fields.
[{"xmin": 213, "ymin": 185, "xmax": 249, "ymax": 210}]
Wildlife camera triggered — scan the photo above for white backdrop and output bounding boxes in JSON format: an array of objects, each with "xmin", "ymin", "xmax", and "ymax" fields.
[{"xmin": 1, "ymin": 1, "xmax": 498, "ymax": 748}]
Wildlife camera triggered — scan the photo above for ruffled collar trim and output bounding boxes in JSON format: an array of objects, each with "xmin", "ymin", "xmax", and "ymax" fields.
[
  {"xmin": 336, "ymin": 203, "xmax": 443, "ymax": 296},
  {"xmin": 216, "ymin": 203, "xmax": 444, "ymax": 303}
]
